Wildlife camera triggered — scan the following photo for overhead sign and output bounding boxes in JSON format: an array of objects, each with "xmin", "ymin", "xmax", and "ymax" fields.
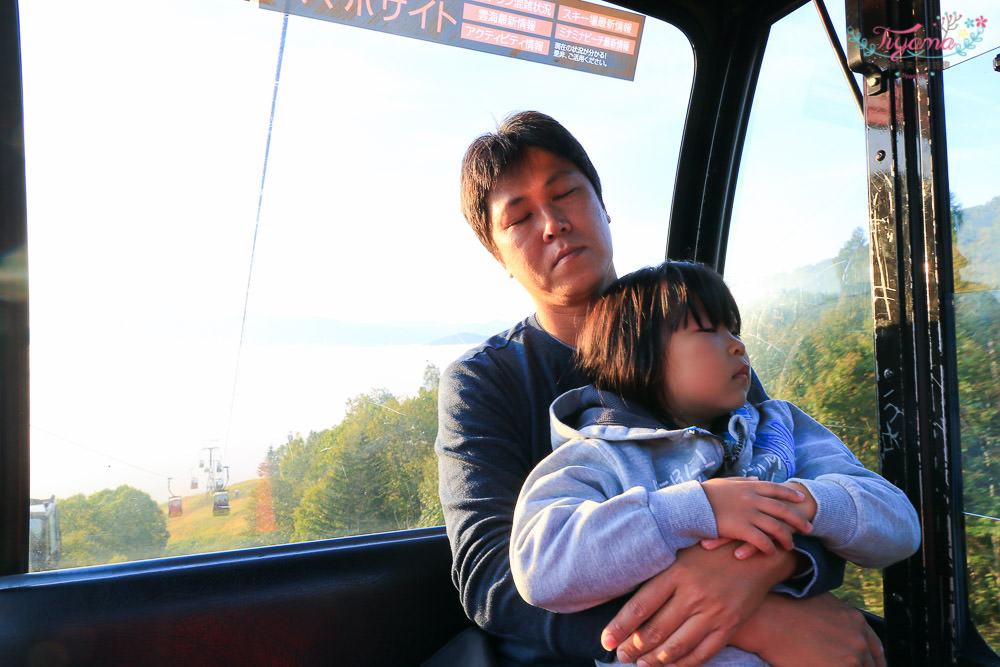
[{"xmin": 260, "ymin": 0, "xmax": 644, "ymax": 80}]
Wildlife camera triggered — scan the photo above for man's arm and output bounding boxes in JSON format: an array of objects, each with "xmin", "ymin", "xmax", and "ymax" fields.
[
  {"xmin": 436, "ymin": 362, "xmax": 617, "ymax": 660},
  {"xmin": 734, "ymin": 593, "xmax": 886, "ymax": 667},
  {"xmin": 604, "ymin": 544, "xmax": 881, "ymax": 667},
  {"xmin": 601, "ymin": 542, "xmax": 795, "ymax": 664}
]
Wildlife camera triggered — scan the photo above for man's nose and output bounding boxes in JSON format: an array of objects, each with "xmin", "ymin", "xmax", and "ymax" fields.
[{"xmin": 541, "ymin": 207, "xmax": 570, "ymax": 240}]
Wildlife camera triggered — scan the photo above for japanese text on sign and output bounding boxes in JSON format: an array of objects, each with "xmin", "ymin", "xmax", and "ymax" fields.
[{"xmin": 260, "ymin": 0, "xmax": 644, "ymax": 80}]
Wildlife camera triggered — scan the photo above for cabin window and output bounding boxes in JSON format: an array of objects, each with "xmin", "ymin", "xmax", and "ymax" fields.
[
  {"xmin": 19, "ymin": 0, "xmax": 691, "ymax": 568},
  {"xmin": 941, "ymin": 25, "xmax": 1000, "ymax": 650},
  {"xmin": 724, "ymin": 2, "xmax": 880, "ymax": 614}
]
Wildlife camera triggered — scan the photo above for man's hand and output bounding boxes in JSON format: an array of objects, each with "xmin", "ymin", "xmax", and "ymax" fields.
[
  {"xmin": 732, "ymin": 593, "xmax": 885, "ymax": 667},
  {"xmin": 701, "ymin": 478, "xmax": 812, "ymax": 555},
  {"xmin": 601, "ymin": 542, "xmax": 795, "ymax": 667}
]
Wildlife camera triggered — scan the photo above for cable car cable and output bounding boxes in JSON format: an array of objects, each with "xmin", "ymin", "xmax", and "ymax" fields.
[
  {"xmin": 223, "ymin": 12, "xmax": 290, "ymax": 464},
  {"xmin": 29, "ymin": 424, "xmax": 167, "ymax": 482}
]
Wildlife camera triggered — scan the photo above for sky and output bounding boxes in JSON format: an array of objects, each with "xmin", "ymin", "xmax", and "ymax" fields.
[{"xmin": 17, "ymin": 0, "xmax": 998, "ymax": 505}]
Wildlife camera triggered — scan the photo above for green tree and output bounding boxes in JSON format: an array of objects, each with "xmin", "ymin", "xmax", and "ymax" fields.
[
  {"xmin": 258, "ymin": 364, "xmax": 443, "ymax": 543},
  {"xmin": 415, "ymin": 365, "xmax": 445, "ymax": 526},
  {"xmin": 293, "ymin": 438, "xmax": 384, "ymax": 540},
  {"xmin": 951, "ymin": 194, "xmax": 1000, "ymax": 646},
  {"xmin": 955, "ymin": 293, "xmax": 1000, "ymax": 645},
  {"xmin": 59, "ymin": 485, "xmax": 169, "ymax": 567},
  {"xmin": 58, "ymin": 493, "xmax": 99, "ymax": 568}
]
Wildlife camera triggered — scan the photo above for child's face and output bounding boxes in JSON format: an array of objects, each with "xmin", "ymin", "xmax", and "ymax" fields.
[{"xmin": 660, "ymin": 309, "xmax": 751, "ymax": 429}]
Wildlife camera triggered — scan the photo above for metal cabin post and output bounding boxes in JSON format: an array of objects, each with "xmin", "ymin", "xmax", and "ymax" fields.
[
  {"xmin": 0, "ymin": 0, "xmax": 30, "ymax": 578},
  {"xmin": 848, "ymin": 0, "xmax": 966, "ymax": 663}
]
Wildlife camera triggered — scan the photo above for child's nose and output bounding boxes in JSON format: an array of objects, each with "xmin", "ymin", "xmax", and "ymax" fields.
[{"xmin": 730, "ymin": 333, "xmax": 746, "ymax": 356}]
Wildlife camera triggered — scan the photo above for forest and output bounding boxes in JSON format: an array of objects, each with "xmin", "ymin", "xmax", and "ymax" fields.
[{"xmin": 48, "ymin": 196, "xmax": 1000, "ymax": 649}]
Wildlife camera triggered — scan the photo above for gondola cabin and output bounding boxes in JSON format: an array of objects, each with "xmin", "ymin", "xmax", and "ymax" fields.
[
  {"xmin": 168, "ymin": 496, "xmax": 183, "ymax": 519},
  {"xmin": 213, "ymin": 491, "xmax": 231, "ymax": 517},
  {"xmin": 0, "ymin": 0, "xmax": 997, "ymax": 664}
]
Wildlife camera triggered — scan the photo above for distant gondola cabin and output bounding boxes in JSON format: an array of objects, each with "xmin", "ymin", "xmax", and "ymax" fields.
[{"xmin": 212, "ymin": 492, "xmax": 230, "ymax": 516}]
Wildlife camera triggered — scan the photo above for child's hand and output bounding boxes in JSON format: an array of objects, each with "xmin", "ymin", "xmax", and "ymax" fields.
[
  {"xmin": 701, "ymin": 477, "xmax": 813, "ymax": 556},
  {"xmin": 700, "ymin": 536, "xmax": 766, "ymax": 559},
  {"xmin": 782, "ymin": 481, "xmax": 817, "ymax": 521},
  {"xmin": 702, "ymin": 481, "xmax": 819, "ymax": 558}
]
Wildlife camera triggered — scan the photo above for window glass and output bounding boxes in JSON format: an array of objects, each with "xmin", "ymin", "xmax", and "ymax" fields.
[
  {"xmin": 20, "ymin": 0, "xmax": 691, "ymax": 569},
  {"xmin": 941, "ymin": 38, "xmax": 1000, "ymax": 650},
  {"xmin": 725, "ymin": 3, "xmax": 882, "ymax": 613}
]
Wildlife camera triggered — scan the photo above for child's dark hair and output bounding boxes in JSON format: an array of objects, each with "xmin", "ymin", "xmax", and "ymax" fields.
[{"xmin": 576, "ymin": 261, "xmax": 742, "ymax": 415}]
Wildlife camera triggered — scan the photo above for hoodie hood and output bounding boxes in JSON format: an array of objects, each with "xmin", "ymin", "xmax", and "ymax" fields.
[{"xmin": 550, "ymin": 385, "xmax": 765, "ymax": 476}]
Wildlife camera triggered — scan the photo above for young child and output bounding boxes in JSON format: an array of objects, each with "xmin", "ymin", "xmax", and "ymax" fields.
[{"xmin": 510, "ymin": 261, "xmax": 921, "ymax": 667}]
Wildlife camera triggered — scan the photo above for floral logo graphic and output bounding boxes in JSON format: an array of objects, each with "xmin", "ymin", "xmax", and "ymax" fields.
[{"xmin": 847, "ymin": 11, "xmax": 989, "ymax": 64}]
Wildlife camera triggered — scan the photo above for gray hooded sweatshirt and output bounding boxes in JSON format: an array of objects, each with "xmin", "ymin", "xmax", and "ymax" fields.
[{"xmin": 511, "ymin": 385, "xmax": 921, "ymax": 619}]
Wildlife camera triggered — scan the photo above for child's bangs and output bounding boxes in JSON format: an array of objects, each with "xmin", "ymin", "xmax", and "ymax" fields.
[{"xmin": 660, "ymin": 264, "xmax": 741, "ymax": 335}]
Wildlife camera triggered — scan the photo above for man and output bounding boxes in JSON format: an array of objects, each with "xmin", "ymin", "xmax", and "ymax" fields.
[{"xmin": 435, "ymin": 111, "xmax": 884, "ymax": 667}]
